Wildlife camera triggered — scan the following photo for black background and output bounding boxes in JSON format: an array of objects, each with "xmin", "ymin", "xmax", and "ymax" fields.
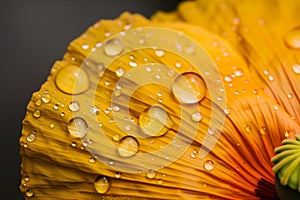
[{"xmin": 0, "ymin": 1, "xmax": 182, "ymax": 199}]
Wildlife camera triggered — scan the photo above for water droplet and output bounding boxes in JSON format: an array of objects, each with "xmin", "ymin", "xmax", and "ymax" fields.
[
  {"xmin": 114, "ymin": 89, "xmax": 122, "ymax": 97},
  {"xmin": 25, "ymin": 189, "xmax": 34, "ymax": 197},
  {"xmin": 167, "ymin": 69, "xmax": 175, "ymax": 77},
  {"xmin": 139, "ymin": 106, "xmax": 172, "ymax": 137},
  {"xmin": 53, "ymin": 103, "xmax": 59, "ymax": 110},
  {"xmin": 113, "ymin": 106, "xmax": 120, "ymax": 112},
  {"xmin": 157, "ymin": 179, "xmax": 163, "ymax": 184},
  {"xmin": 116, "ymin": 67, "xmax": 125, "ymax": 77},
  {"xmin": 60, "ymin": 112, "xmax": 65, "ymax": 117},
  {"xmin": 185, "ymin": 45, "xmax": 195, "ymax": 54},
  {"xmin": 172, "ymin": 72, "xmax": 207, "ymax": 104},
  {"xmin": 129, "ymin": 61, "xmax": 138, "ymax": 67},
  {"xmin": 208, "ymin": 127, "xmax": 215, "ymax": 135},
  {"xmin": 155, "ymin": 49, "xmax": 165, "ymax": 57},
  {"xmin": 89, "ymin": 157, "xmax": 96, "ymax": 164},
  {"xmin": 260, "ymin": 127, "xmax": 267, "ymax": 135},
  {"xmin": 245, "ymin": 125, "xmax": 251, "ymax": 133},
  {"xmin": 112, "ymin": 134, "xmax": 120, "ymax": 142},
  {"xmin": 146, "ymin": 170, "xmax": 156, "ymax": 179},
  {"xmin": 287, "ymin": 93, "xmax": 293, "ymax": 99},
  {"xmin": 68, "ymin": 101, "xmax": 80, "ymax": 112},
  {"xmin": 33, "ymin": 110, "xmax": 41, "ymax": 118},
  {"xmin": 115, "ymin": 172, "xmax": 121, "ymax": 178},
  {"xmin": 284, "ymin": 131, "xmax": 290, "ymax": 138},
  {"xmin": 191, "ymin": 112, "xmax": 202, "ymax": 122},
  {"xmin": 81, "ymin": 44, "xmax": 89, "ymax": 50},
  {"xmin": 90, "ymin": 106, "xmax": 100, "ymax": 115},
  {"xmin": 55, "ymin": 66, "xmax": 89, "ymax": 94},
  {"xmin": 273, "ymin": 105, "xmax": 279, "ymax": 111},
  {"xmin": 104, "ymin": 38, "xmax": 123, "ymax": 56},
  {"xmin": 234, "ymin": 68, "xmax": 243, "ymax": 77},
  {"xmin": 204, "ymin": 160, "xmax": 214, "ymax": 171},
  {"xmin": 175, "ymin": 61, "xmax": 182, "ymax": 68},
  {"xmin": 292, "ymin": 64, "xmax": 300, "ymax": 74},
  {"xmin": 263, "ymin": 70, "xmax": 269, "ymax": 75},
  {"xmin": 268, "ymin": 75, "xmax": 274, "ymax": 81},
  {"xmin": 35, "ymin": 99, "xmax": 42, "ymax": 106},
  {"xmin": 94, "ymin": 176, "xmax": 110, "ymax": 194},
  {"xmin": 41, "ymin": 93, "xmax": 51, "ymax": 104},
  {"xmin": 67, "ymin": 117, "xmax": 88, "ymax": 138},
  {"xmin": 49, "ymin": 123, "xmax": 55, "ymax": 129},
  {"xmin": 224, "ymin": 108, "xmax": 231, "ymax": 115},
  {"xmin": 24, "ymin": 176, "xmax": 30, "ymax": 182},
  {"xmin": 224, "ymin": 75, "xmax": 233, "ymax": 82},
  {"xmin": 146, "ymin": 66, "xmax": 152, "ymax": 72},
  {"xmin": 117, "ymin": 136, "xmax": 139, "ymax": 157},
  {"xmin": 284, "ymin": 27, "xmax": 300, "ymax": 49},
  {"xmin": 26, "ymin": 133, "xmax": 36, "ymax": 142},
  {"xmin": 71, "ymin": 142, "xmax": 77, "ymax": 147}
]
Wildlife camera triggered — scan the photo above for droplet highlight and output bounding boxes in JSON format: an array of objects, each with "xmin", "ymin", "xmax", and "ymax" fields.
[
  {"xmin": 285, "ymin": 27, "xmax": 300, "ymax": 49},
  {"xmin": 67, "ymin": 117, "xmax": 88, "ymax": 138},
  {"xmin": 117, "ymin": 136, "xmax": 139, "ymax": 157},
  {"xmin": 204, "ymin": 160, "xmax": 214, "ymax": 171},
  {"xmin": 94, "ymin": 176, "xmax": 110, "ymax": 194}
]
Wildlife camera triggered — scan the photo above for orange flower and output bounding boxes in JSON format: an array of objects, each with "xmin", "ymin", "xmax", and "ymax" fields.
[{"xmin": 20, "ymin": 1, "xmax": 300, "ymax": 199}]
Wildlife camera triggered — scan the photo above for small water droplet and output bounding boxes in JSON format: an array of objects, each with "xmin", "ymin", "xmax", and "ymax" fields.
[
  {"xmin": 287, "ymin": 93, "xmax": 293, "ymax": 99},
  {"xmin": 24, "ymin": 176, "xmax": 30, "ymax": 182},
  {"xmin": 129, "ymin": 61, "xmax": 138, "ymax": 67},
  {"xmin": 284, "ymin": 131, "xmax": 290, "ymax": 138},
  {"xmin": 263, "ymin": 70, "xmax": 269, "ymax": 75},
  {"xmin": 185, "ymin": 45, "xmax": 195, "ymax": 54},
  {"xmin": 155, "ymin": 49, "xmax": 165, "ymax": 57},
  {"xmin": 146, "ymin": 170, "xmax": 156, "ymax": 179},
  {"xmin": 115, "ymin": 172, "xmax": 121, "ymax": 178},
  {"xmin": 116, "ymin": 67, "xmax": 125, "ymax": 77},
  {"xmin": 25, "ymin": 189, "xmax": 34, "ymax": 197},
  {"xmin": 245, "ymin": 125, "xmax": 252, "ymax": 133},
  {"xmin": 157, "ymin": 179, "xmax": 163, "ymax": 184},
  {"xmin": 175, "ymin": 61, "xmax": 182, "ymax": 68},
  {"xmin": 33, "ymin": 110, "xmax": 41, "ymax": 118},
  {"xmin": 284, "ymin": 27, "xmax": 300, "ymax": 49},
  {"xmin": 114, "ymin": 89, "xmax": 122, "ymax": 97},
  {"xmin": 41, "ymin": 93, "xmax": 51, "ymax": 103},
  {"xmin": 112, "ymin": 134, "xmax": 120, "ymax": 142},
  {"xmin": 167, "ymin": 69, "xmax": 175, "ymax": 77},
  {"xmin": 113, "ymin": 106, "xmax": 120, "ymax": 112},
  {"xmin": 260, "ymin": 127, "xmax": 267, "ymax": 135},
  {"xmin": 138, "ymin": 38, "xmax": 145, "ymax": 45},
  {"xmin": 224, "ymin": 75, "xmax": 233, "ymax": 82},
  {"xmin": 35, "ymin": 99, "xmax": 42, "ymax": 106},
  {"xmin": 139, "ymin": 106, "xmax": 172, "ymax": 137},
  {"xmin": 208, "ymin": 127, "xmax": 215, "ymax": 135},
  {"xmin": 292, "ymin": 64, "xmax": 300, "ymax": 74},
  {"xmin": 89, "ymin": 157, "xmax": 96, "ymax": 164},
  {"xmin": 94, "ymin": 176, "xmax": 110, "ymax": 194},
  {"xmin": 60, "ymin": 112, "xmax": 65, "ymax": 117},
  {"xmin": 71, "ymin": 141, "xmax": 77, "ymax": 147},
  {"xmin": 191, "ymin": 112, "xmax": 202, "ymax": 122},
  {"xmin": 67, "ymin": 117, "xmax": 88, "ymax": 138},
  {"xmin": 49, "ymin": 123, "xmax": 55, "ymax": 129},
  {"xmin": 172, "ymin": 72, "xmax": 207, "ymax": 104},
  {"xmin": 90, "ymin": 106, "xmax": 100, "ymax": 115},
  {"xmin": 55, "ymin": 66, "xmax": 89, "ymax": 94},
  {"xmin": 81, "ymin": 44, "xmax": 89, "ymax": 50},
  {"xmin": 26, "ymin": 133, "xmax": 36, "ymax": 142},
  {"xmin": 68, "ymin": 101, "xmax": 80, "ymax": 112},
  {"xmin": 268, "ymin": 75, "xmax": 274, "ymax": 81},
  {"xmin": 117, "ymin": 136, "xmax": 139, "ymax": 157},
  {"xmin": 204, "ymin": 160, "xmax": 214, "ymax": 171},
  {"xmin": 234, "ymin": 68, "xmax": 243, "ymax": 77},
  {"xmin": 273, "ymin": 105, "xmax": 279, "ymax": 111},
  {"xmin": 53, "ymin": 103, "xmax": 59, "ymax": 110},
  {"xmin": 104, "ymin": 38, "xmax": 123, "ymax": 56},
  {"xmin": 252, "ymin": 89, "xmax": 258, "ymax": 95},
  {"xmin": 224, "ymin": 108, "xmax": 231, "ymax": 115}
]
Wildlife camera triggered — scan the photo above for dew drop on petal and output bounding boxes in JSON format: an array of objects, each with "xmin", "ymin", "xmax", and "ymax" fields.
[
  {"xmin": 53, "ymin": 103, "xmax": 59, "ymax": 110},
  {"xmin": 224, "ymin": 75, "xmax": 233, "ymax": 82},
  {"xmin": 117, "ymin": 136, "xmax": 139, "ymax": 157},
  {"xmin": 155, "ymin": 49, "xmax": 165, "ymax": 57},
  {"xmin": 260, "ymin": 127, "xmax": 267, "ymax": 135},
  {"xmin": 68, "ymin": 101, "xmax": 80, "ymax": 112},
  {"xmin": 208, "ymin": 127, "xmax": 215, "ymax": 135},
  {"xmin": 33, "ymin": 110, "xmax": 41, "ymax": 118},
  {"xmin": 55, "ymin": 66, "xmax": 89, "ymax": 95},
  {"xmin": 292, "ymin": 64, "xmax": 300, "ymax": 74},
  {"xmin": 41, "ymin": 93, "xmax": 51, "ymax": 103},
  {"xmin": 24, "ymin": 176, "xmax": 30, "ymax": 182},
  {"xmin": 104, "ymin": 38, "xmax": 124, "ymax": 56},
  {"xmin": 89, "ymin": 157, "xmax": 96, "ymax": 164},
  {"xmin": 234, "ymin": 68, "xmax": 244, "ymax": 77},
  {"xmin": 204, "ymin": 160, "xmax": 214, "ymax": 171},
  {"xmin": 49, "ymin": 123, "xmax": 55, "ymax": 129},
  {"xmin": 112, "ymin": 134, "xmax": 120, "ymax": 142},
  {"xmin": 172, "ymin": 72, "xmax": 207, "ymax": 104},
  {"xmin": 191, "ymin": 112, "xmax": 202, "ymax": 122},
  {"xmin": 157, "ymin": 179, "xmax": 163, "ymax": 184},
  {"xmin": 35, "ymin": 99, "xmax": 42, "ymax": 107},
  {"xmin": 129, "ymin": 61, "xmax": 138, "ymax": 67},
  {"xmin": 284, "ymin": 27, "xmax": 300, "ymax": 49},
  {"xmin": 245, "ymin": 125, "xmax": 252, "ymax": 133},
  {"xmin": 26, "ymin": 133, "xmax": 36, "ymax": 142},
  {"xmin": 116, "ymin": 67, "xmax": 125, "ymax": 77},
  {"xmin": 146, "ymin": 170, "xmax": 156, "ymax": 179},
  {"xmin": 94, "ymin": 176, "xmax": 110, "ymax": 194},
  {"xmin": 25, "ymin": 189, "xmax": 34, "ymax": 197},
  {"xmin": 175, "ymin": 61, "xmax": 182, "ymax": 68},
  {"xmin": 67, "ymin": 117, "xmax": 88, "ymax": 138},
  {"xmin": 115, "ymin": 172, "xmax": 121, "ymax": 178}
]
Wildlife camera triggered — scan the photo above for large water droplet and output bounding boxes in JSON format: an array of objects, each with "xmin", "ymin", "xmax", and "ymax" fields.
[
  {"xmin": 94, "ymin": 176, "xmax": 110, "ymax": 194},
  {"xmin": 55, "ymin": 66, "xmax": 89, "ymax": 95},
  {"xmin": 139, "ymin": 106, "xmax": 173, "ymax": 137},
  {"xmin": 117, "ymin": 136, "xmax": 139, "ymax": 157},
  {"xmin": 67, "ymin": 117, "xmax": 88, "ymax": 138},
  {"xmin": 204, "ymin": 160, "xmax": 214, "ymax": 171},
  {"xmin": 68, "ymin": 101, "xmax": 80, "ymax": 112},
  {"xmin": 292, "ymin": 64, "xmax": 300, "ymax": 74},
  {"xmin": 285, "ymin": 27, "xmax": 300, "ymax": 49},
  {"xmin": 104, "ymin": 38, "xmax": 124, "ymax": 56},
  {"xmin": 172, "ymin": 72, "xmax": 207, "ymax": 104}
]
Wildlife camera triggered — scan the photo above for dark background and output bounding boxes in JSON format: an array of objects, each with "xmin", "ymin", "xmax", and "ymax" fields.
[{"xmin": 0, "ymin": 0, "xmax": 182, "ymax": 199}]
